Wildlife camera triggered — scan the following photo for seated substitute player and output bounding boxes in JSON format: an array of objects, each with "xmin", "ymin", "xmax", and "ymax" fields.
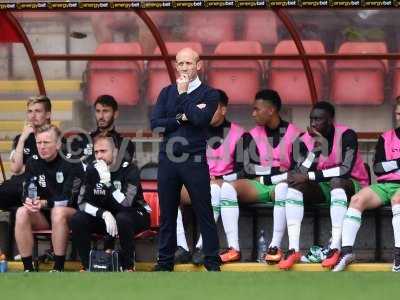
[
  {"xmin": 282, "ymin": 101, "xmax": 369, "ymax": 270},
  {"xmin": 333, "ymin": 98, "xmax": 400, "ymax": 272},
  {"xmin": 15, "ymin": 125, "xmax": 83, "ymax": 272},
  {"xmin": 174, "ymin": 90, "xmax": 245, "ymax": 264},
  {"xmin": 69, "ymin": 133, "xmax": 150, "ymax": 272},
  {"xmin": 0, "ymin": 95, "xmax": 51, "ymax": 210},
  {"xmin": 64, "ymin": 94, "xmax": 135, "ymax": 166},
  {"xmin": 221, "ymin": 89, "xmax": 301, "ymax": 264}
]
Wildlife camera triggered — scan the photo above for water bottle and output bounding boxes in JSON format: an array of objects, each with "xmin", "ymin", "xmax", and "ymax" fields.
[
  {"xmin": 27, "ymin": 179, "xmax": 38, "ymax": 201},
  {"xmin": 0, "ymin": 249, "xmax": 7, "ymax": 273},
  {"xmin": 257, "ymin": 229, "xmax": 268, "ymax": 263}
]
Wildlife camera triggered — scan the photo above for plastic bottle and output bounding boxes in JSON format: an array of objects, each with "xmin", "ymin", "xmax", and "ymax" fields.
[
  {"xmin": 28, "ymin": 179, "xmax": 37, "ymax": 201},
  {"xmin": 0, "ymin": 249, "xmax": 7, "ymax": 273},
  {"xmin": 257, "ymin": 229, "xmax": 268, "ymax": 263}
]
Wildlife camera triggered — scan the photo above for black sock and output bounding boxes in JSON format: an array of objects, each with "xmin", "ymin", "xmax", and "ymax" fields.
[
  {"xmin": 22, "ymin": 256, "xmax": 33, "ymax": 271},
  {"xmin": 53, "ymin": 255, "xmax": 65, "ymax": 271},
  {"xmin": 341, "ymin": 246, "xmax": 353, "ymax": 255},
  {"xmin": 394, "ymin": 247, "xmax": 400, "ymax": 256}
]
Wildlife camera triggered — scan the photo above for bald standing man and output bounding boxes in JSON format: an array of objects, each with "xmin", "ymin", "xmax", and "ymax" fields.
[{"xmin": 151, "ymin": 48, "xmax": 220, "ymax": 271}]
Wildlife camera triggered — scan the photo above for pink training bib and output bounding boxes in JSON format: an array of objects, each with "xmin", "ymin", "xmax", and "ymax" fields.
[
  {"xmin": 207, "ymin": 123, "xmax": 245, "ymax": 176},
  {"xmin": 376, "ymin": 129, "xmax": 400, "ymax": 182},
  {"xmin": 301, "ymin": 124, "xmax": 369, "ymax": 187},
  {"xmin": 249, "ymin": 123, "xmax": 301, "ymax": 171}
]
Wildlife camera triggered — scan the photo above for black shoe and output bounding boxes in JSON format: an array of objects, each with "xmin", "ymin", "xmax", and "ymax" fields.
[
  {"xmin": 192, "ymin": 248, "xmax": 205, "ymax": 265},
  {"xmin": 204, "ymin": 264, "xmax": 221, "ymax": 272},
  {"xmin": 153, "ymin": 263, "xmax": 174, "ymax": 272},
  {"xmin": 204, "ymin": 256, "xmax": 221, "ymax": 272},
  {"xmin": 174, "ymin": 246, "xmax": 192, "ymax": 264}
]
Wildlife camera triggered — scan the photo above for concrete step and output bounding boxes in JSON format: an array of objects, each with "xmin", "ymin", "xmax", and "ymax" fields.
[
  {"xmin": 0, "ymin": 120, "xmax": 62, "ymax": 132},
  {"xmin": 0, "ymin": 160, "xmax": 10, "ymax": 180},
  {"xmin": 0, "ymin": 140, "xmax": 12, "ymax": 153},
  {"xmin": 6, "ymin": 261, "xmax": 394, "ymax": 272},
  {"xmin": 0, "ymin": 99, "xmax": 74, "ymax": 120},
  {"xmin": 0, "ymin": 80, "xmax": 81, "ymax": 94},
  {"xmin": 0, "ymin": 120, "xmax": 61, "ymax": 139}
]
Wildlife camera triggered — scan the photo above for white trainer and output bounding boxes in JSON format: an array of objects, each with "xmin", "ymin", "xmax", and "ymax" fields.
[
  {"xmin": 392, "ymin": 261, "xmax": 400, "ymax": 272},
  {"xmin": 332, "ymin": 253, "xmax": 354, "ymax": 272},
  {"xmin": 393, "ymin": 250, "xmax": 400, "ymax": 272}
]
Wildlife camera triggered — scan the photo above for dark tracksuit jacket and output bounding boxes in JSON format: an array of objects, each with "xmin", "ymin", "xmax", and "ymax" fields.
[{"xmin": 23, "ymin": 154, "xmax": 83, "ymax": 209}]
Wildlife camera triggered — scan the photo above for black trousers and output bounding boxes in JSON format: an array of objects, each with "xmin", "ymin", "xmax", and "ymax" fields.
[
  {"xmin": 69, "ymin": 209, "xmax": 149, "ymax": 270},
  {"xmin": 157, "ymin": 154, "xmax": 220, "ymax": 269},
  {"xmin": 0, "ymin": 174, "xmax": 24, "ymax": 210}
]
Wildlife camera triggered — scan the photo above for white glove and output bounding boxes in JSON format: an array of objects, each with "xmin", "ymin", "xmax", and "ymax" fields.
[
  {"xmin": 102, "ymin": 211, "xmax": 118, "ymax": 237},
  {"xmin": 270, "ymin": 173, "xmax": 288, "ymax": 185},
  {"xmin": 254, "ymin": 165, "xmax": 271, "ymax": 176},
  {"xmin": 94, "ymin": 160, "xmax": 111, "ymax": 185},
  {"xmin": 222, "ymin": 173, "xmax": 237, "ymax": 182}
]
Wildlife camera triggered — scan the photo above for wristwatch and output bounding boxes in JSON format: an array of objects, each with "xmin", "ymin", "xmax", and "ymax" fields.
[{"xmin": 176, "ymin": 113, "xmax": 183, "ymax": 124}]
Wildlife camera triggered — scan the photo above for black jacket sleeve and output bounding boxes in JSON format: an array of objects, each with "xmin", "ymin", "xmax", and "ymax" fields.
[
  {"xmin": 260, "ymin": 138, "xmax": 302, "ymax": 186},
  {"xmin": 242, "ymin": 133, "xmax": 259, "ymax": 178},
  {"xmin": 150, "ymin": 87, "xmax": 181, "ymax": 134},
  {"xmin": 241, "ymin": 133, "xmax": 281, "ymax": 181},
  {"xmin": 178, "ymin": 88, "xmax": 219, "ymax": 128},
  {"xmin": 312, "ymin": 129, "xmax": 359, "ymax": 182},
  {"xmin": 292, "ymin": 137, "xmax": 318, "ymax": 173},
  {"xmin": 77, "ymin": 165, "xmax": 106, "ymax": 218},
  {"xmin": 125, "ymin": 139, "xmax": 136, "ymax": 162},
  {"xmin": 22, "ymin": 158, "xmax": 35, "ymax": 201},
  {"xmin": 232, "ymin": 134, "xmax": 245, "ymax": 174},
  {"xmin": 373, "ymin": 136, "xmax": 400, "ymax": 176},
  {"xmin": 113, "ymin": 137, "xmax": 136, "ymax": 166},
  {"xmin": 109, "ymin": 165, "xmax": 142, "ymax": 209},
  {"xmin": 239, "ymin": 133, "xmax": 294, "ymax": 185}
]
